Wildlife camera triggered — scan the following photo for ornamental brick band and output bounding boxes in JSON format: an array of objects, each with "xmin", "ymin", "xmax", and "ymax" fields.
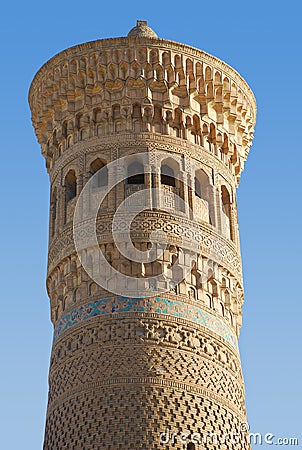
[{"xmin": 53, "ymin": 296, "xmax": 238, "ymax": 349}]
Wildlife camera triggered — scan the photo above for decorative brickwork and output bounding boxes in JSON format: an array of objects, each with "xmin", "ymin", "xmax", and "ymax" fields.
[
  {"xmin": 29, "ymin": 20, "xmax": 256, "ymax": 449},
  {"xmin": 53, "ymin": 297, "xmax": 238, "ymax": 349}
]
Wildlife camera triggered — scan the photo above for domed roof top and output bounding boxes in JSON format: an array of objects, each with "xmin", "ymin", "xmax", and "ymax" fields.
[{"xmin": 127, "ymin": 20, "xmax": 158, "ymax": 39}]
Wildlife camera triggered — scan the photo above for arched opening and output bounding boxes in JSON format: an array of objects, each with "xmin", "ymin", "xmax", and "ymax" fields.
[
  {"xmin": 160, "ymin": 158, "xmax": 183, "ymax": 212},
  {"xmin": 166, "ymin": 66, "xmax": 174, "ymax": 84},
  {"xmin": 155, "ymin": 64, "xmax": 164, "ymax": 81},
  {"xmin": 162, "ymin": 51, "xmax": 170, "ymax": 66},
  {"xmin": 143, "ymin": 63, "xmax": 153, "ymax": 80},
  {"xmin": 209, "ymin": 123, "xmax": 216, "ymax": 152},
  {"xmin": 132, "ymin": 103, "xmax": 142, "ymax": 132},
  {"xmin": 132, "ymin": 103, "xmax": 142, "ymax": 119},
  {"xmin": 188, "ymin": 73, "xmax": 195, "ymax": 91},
  {"xmin": 186, "ymin": 115, "xmax": 192, "ymax": 130},
  {"xmin": 221, "ymin": 277, "xmax": 227, "ymax": 288},
  {"xmin": 65, "ymin": 170, "xmax": 77, "ymax": 203},
  {"xmin": 186, "ymin": 58, "xmax": 193, "ymax": 75},
  {"xmin": 90, "ymin": 159, "xmax": 108, "ymax": 188},
  {"xmin": 137, "ymin": 48, "xmax": 146, "ymax": 64},
  {"xmin": 77, "ymin": 113, "xmax": 90, "ymax": 140},
  {"xmin": 215, "ymin": 71, "xmax": 222, "ymax": 84},
  {"xmin": 223, "ymin": 77, "xmax": 230, "ymax": 91},
  {"xmin": 50, "ymin": 187, "xmax": 57, "ymax": 237},
  {"xmin": 127, "ymin": 161, "xmax": 145, "ymax": 185},
  {"xmin": 174, "ymin": 54, "xmax": 181, "ymax": 69},
  {"xmin": 221, "ymin": 185, "xmax": 232, "ymax": 240},
  {"xmin": 88, "ymin": 282, "xmax": 99, "ymax": 297},
  {"xmin": 223, "ymin": 289, "xmax": 231, "ymax": 307},
  {"xmin": 188, "ymin": 286, "xmax": 196, "ymax": 300},
  {"xmin": 206, "ymin": 293, "xmax": 213, "ymax": 309},
  {"xmin": 149, "ymin": 49, "xmax": 158, "ymax": 65},
  {"xmin": 64, "ymin": 170, "xmax": 77, "ymax": 224},
  {"xmin": 194, "ymin": 169, "xmax": 212, "ymax": 224},
  {"xmin": 131, "ymin": 61, "xmax": 140, "ymax": 79},
  {"xmin": 173, "ymin": 108, "xmax": 183, "ymax": 138},
  {"xmin": 52, "ymin": 129, "xmax": 58, "ymax": 148},
  {"xmin": 112, "ymin": 104, "xmax": 121, "ymax": 119},
  {"xmin": 161, "ymin": 163, "xmax": 175, "ymax": 187},
  {"xmin": 119, "ymin": 62, "xmax": 128, "ymax": 79},
  {"xmin": 222, "ymin": 133, "xmax": 229, "ymax": 154},
  {"xmin": 62, "ymin": 121, "xmax": 68, "ymax": 138},
  {"xmin": 191, "ymin": 115, "xmax": 202, "ymax": 145},
  {"xmin": 196, "ymin": 62, "xmax": 202, "ymax": 78},
  {"xmin": 205, "ymin": 66, "xmax": 212, "ymax": 81},
  {"xmin": 112, "ymin": 104, "xmax": 122, "ymax": 132},
  {"xmin": 153, "ymin": 105, "xmax": 163, "ymax": 133},
  {"xmin": 67, "ymin": 135, "xmax": 72, "ymax": 148},
  {"xmin": 207, "ymin": 278, "xmax": 218, "ymax": 309}
]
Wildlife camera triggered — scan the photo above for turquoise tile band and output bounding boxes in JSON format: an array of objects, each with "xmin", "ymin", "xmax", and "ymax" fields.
[{"xmin": 54, "ymin": 297, "xmax": 237, "ymax": 349}]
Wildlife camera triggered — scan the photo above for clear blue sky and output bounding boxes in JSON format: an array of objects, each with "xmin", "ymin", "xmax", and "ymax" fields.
[{"xmin": 0, "ymin": 1, "xmax": 301, "ymax": 448}]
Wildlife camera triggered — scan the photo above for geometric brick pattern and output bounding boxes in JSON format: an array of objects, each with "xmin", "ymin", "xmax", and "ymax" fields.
[
  {"xmin": 49, "ymin": 317, "xmax": 245, "ymax": 411},
  {"xmin": 44, "ymin": 384, "xmax": 250, "ymax": 449}
]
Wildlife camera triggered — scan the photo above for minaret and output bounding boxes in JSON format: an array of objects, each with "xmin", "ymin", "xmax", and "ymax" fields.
[{"xmin": 29, "ymin": 20, "xmax": 256, "ymax": 449}]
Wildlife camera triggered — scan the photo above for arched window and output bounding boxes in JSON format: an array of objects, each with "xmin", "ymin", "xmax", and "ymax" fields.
[
  {"xmin": 62, "ymin": 121, "xmax": 68, "ymax": 138},
  {"xmin": 221, "ymin": 186, "xmax": 231, "ymax": 214},
  {"xmin": 161, "ymin": 164, "xmax": 175, "ymax": 187},
  {"xmin": 188, "ymin": 286, "xmax": 196, "ymax": 300},
  {"xmin": 223, "ymin": 289, "xmax": 231, "ymax": 307},
  {"xmin": 90, "ymin": 159, "xmax": 108, "ymax": 188},
  {"xmin": 127, "ymin": 161, "xmax": 145, "ymax": 185},
  {"xmin": 65, "ymin": 170, "xmax": 77, "ymax": 203},
  {"xmin": 50, "ymin": 188, "xmax": 57, "ymax": 237},
  {"xmin": 132, "ymin": 103, "xmax": 142, "ymax": 132},
  {"xmin": 132, "ymin": 103, "xmax": 142, "ymax": 119},
  {"xmin": 192, "ymin": 115, "xmax": 202, "ymax": 145},
  {"xmin": 194, "ymin": 169, "xmax": 212, "ymax": 224},
  {"xmin": 173, "ymin": 108, "xmax": 183, "ymax": 137},
  {"xmin": 208, "ymin": 279, "xmax": 218, "ymax": 297},
  {"xmin": 52, "ymin": 129, "xmax": 58, "ymax": 147},
  {"xmin": 112, "ymin": 104, "xmax": 120, "ymax": 119},
  {"xmin": 194, "ymin": 169, "xmax": 210, "ymax": 198},
  {"xmin": 67, "ymin": 136, "xmax": 72, "ymax": 148},
  {"xmin": 93, "ymin": 108, "xmax": 102, "ymax": 125},
  {"xmin": 153, "ymin": 105, "xmax": 163, "ymax": 132},
  {"xmin": 221, "ymin": 185, "xmax": 232, "ymax": 240},
  {"xmin": 209, "ymin": 123, "xmax": 216, "ymax": 152}
]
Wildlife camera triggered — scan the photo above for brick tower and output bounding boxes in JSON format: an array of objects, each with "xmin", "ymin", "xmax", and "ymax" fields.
[{"xmin": 29, "ymin": 20, "xmax": 256, "ymax": 449}]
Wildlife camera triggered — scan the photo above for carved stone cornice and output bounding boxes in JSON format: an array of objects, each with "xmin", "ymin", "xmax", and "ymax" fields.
[
  {"xmin": 29, "ymin": 37, "xmax": 256, "ymax": 181},
  {"xmin": 29, "ymin": 36, "xmax": 256, "ymax": 115}
]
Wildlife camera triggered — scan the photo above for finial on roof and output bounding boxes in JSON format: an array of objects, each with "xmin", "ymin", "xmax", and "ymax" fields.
[{"xmin": 127, "ymin": 20, "xmax": 158, "ymax": 38}]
